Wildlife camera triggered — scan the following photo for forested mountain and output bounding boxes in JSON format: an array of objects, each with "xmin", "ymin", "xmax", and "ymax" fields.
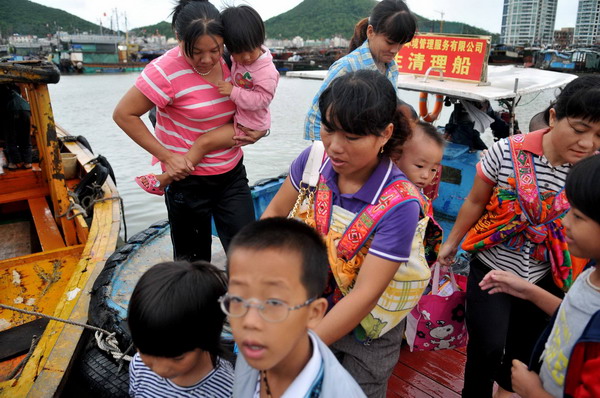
[
  {"xmin": 0, "ymin": 0, "xmax": 112, "ymax": 37},
  {"xmin": 264, "ymin": 0, "xmax": 498, "ymax": 41},
  {"xmin": 129, "ymin": 22, "xmax": 172, "ymax": 39},
  {"xmin": 3, "ymin": 0, "xmax": 498, "ymax": 43}
]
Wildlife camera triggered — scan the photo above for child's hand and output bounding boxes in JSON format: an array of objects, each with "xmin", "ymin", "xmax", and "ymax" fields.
[
  {"xmin": 217, "ymin": 80, "xmax": 233, "ymax": 96},
  {"xmin": 511, "ymin": 360, "xmax": 551, "ymax": 398},
  {"xmin": 479, "ymin": 270, "xmax": 531, "ymax": 300}
]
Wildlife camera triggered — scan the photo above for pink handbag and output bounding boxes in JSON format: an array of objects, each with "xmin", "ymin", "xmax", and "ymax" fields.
[{"xmin": 405, "ymin": 263, "xmax": 468, "ymax": 351}]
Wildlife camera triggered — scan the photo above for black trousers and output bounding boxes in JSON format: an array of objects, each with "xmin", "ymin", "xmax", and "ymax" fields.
[
  {"xmin": 164, "ymin": 159, "xmax": 255, "ymax": 262},
  {"xmin": 462, "ymin": 257, "xmax": 563, "ymax": 398}
]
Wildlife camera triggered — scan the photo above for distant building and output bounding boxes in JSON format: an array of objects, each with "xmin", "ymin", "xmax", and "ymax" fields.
[
  {"xmin": 574, "ymin": 0, "xmax": 600, "ymax": 46},
  {"xmin": 554, "ymin": 27, "xmax": 574, "ymax": 48},
  {"xmin": 500, "ymin": 0, "xmax": 558, "ymax": 46}
]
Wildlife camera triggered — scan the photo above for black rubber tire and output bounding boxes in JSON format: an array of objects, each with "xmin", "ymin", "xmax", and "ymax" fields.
[
  {"xmin": 88, "ymin": 220, "xmax": 170, "ymax": 350},
  {"xmin": 76, "ymin": 347, "xmax": 129, "ymax": 398}
]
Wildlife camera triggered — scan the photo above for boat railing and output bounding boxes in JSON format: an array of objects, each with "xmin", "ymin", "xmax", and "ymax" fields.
[{"xmin": 421, "ymin": 67, "xmax": 445, "ymax": 83}]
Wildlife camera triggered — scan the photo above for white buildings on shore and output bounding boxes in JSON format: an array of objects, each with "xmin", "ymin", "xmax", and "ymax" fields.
[
  {"xmin": 500, "ymin": 0, "xmax": 558, "ymax": 46},
  {"xmin": 500, "ymin": 0, "xmax": 600, "ymax": 48},
  {"xmin": 574, "ymin": 0, "xmax": 600, "ymax": 45}
]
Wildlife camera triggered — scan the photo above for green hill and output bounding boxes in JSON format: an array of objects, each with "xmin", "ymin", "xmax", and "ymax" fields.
[
  {"xmin": 265, "ymin": 0, "xmax": 375, "ymax": 40},
  {"xmin": 0, "ymin": 0, "xmax": 112, "ymax": 37},
  {"xmin": 264, "ymin": 0, "xmax": 499, "ymax": 42},
  {"xmin": 130, "ymin": 21, "xmax": 172, "ymax": 39}
]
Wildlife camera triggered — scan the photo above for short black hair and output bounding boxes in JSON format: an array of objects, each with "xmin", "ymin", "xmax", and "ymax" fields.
[
  {"xmin": 554, "ymin": 75, "xmax": 600, "ymax": 123},
  {"xmin": 415, "ymin": 120, "xmax": 445, "ymax": 148},
  {"xmin": 221, "ymin": 5, "xmax": 265, "ymax": 54},
  {"xmin": 227, "ymin": 218, "xmax": 329, "ymax": 299},
  {"xmin": 128, "ymin": 261, "xmax": 227, "ymax": 357},
  {"xmin": 566, "ymin": 154, "xmax": 600, "ymax": 225},
  {"xmin": 171, "ymin": 0, "xmax": 224, "ymax": 59},
  {"xmin": 319, "ymin": 69, "xmax": 412, "ymax": 157},
  {"xmin": 539, "ymin": 75, "xmax": 600, "ymax": 126}
]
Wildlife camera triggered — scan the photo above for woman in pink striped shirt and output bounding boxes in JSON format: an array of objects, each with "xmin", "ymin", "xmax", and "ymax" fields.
[{"xmin": 114, "ymin": 0, "xmax": 264, "ymax": 262}]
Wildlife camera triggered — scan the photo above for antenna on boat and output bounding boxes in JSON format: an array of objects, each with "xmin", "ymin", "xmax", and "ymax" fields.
[{"xmin": 434, "ymin": 10, "xmax": 445, "ymax": 33}]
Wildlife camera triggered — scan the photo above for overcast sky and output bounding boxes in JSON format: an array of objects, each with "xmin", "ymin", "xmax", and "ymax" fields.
[{"xmin": 33, "ymin": 0, "xmax": 581, "ymax": 34}]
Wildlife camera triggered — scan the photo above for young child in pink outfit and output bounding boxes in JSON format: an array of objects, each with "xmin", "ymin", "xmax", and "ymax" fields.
[{"xmin": 135, "ymin": 4, "xmax": 279, "ymax": 195}]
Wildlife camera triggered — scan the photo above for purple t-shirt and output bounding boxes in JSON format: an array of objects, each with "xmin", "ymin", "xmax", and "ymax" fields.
[{"xmin": 290, "ymin": 146, "xmax": 420, "ymax": 262}]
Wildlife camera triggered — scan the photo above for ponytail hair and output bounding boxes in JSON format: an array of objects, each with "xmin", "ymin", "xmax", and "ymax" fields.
[
  {"xmin": 171, "ymin": 0, "xmax": 224, "ymax": 58},
  {"xmin": 349, "ymin": 0, "xmax": 417, "ymax": 52},
  {"xmin": 318, "ymin": 70, "xmax": 412, "ymax": 158},
  {"xmin": 349, "ymin": 18, "xmax": 369, "ymax": 52}
]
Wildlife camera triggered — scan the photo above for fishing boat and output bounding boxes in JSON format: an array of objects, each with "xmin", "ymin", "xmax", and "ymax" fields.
[{"xmin": 0, "ymin": 60, "xmax": 121, "ymax": 397}]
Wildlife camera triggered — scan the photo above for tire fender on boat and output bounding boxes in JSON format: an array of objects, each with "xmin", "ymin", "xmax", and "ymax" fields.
[{"xmin": 418, "ymin": 92, "xmax": 444, "ymax": 123}]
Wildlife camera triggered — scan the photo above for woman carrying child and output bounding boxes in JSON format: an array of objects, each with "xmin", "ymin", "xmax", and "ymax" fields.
[
  {"xmin": 114, "ymin": 0, "xmax": 267, "ymax": 262},
  {"xmin": 263, "ymin": 70, "xmax": 430, "ymax": 397},
  {"xmin": 437, "ymin": 75, "xmax": 600, "ymax": 398},
  {"xmin": 479, "ymin": 154, "xmax": 600, "ymax": 398},
  {"xmin": 304, "ymin": 0, "xmax": 417, "ymax": 141},
  {"xmin": 132, "ymin": 4, "xmax": 279, "ymax": 195}
]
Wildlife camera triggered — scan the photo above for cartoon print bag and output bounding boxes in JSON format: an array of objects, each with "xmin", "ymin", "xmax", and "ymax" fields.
[{"xmin": 405, "ymin": 262, "xmax": 468, "ymax": 351}]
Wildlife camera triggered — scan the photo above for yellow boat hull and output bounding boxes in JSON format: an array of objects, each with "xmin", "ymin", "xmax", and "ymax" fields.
[{"xmin": 0, "ymin": 61, "xmax": 121, "ymax": 397}]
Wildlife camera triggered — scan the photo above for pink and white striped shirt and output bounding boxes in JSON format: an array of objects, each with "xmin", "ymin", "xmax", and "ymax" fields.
[{"xmin": 135, "ymin": 46, "xmax": 240, "ymax": 176}]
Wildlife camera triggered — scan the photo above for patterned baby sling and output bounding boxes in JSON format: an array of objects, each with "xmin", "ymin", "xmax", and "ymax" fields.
[
  {"xmin": 462, "ymin": 134, "xmax": 588, "ymax": 291},
  {"xmin": 305, "ymin": 174, "xmax": 442, "ymax": 341}
]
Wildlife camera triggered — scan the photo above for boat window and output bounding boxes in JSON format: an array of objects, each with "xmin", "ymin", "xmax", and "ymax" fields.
[{"xmin": 440, "ymin": 165, "xmax": 462, "ymax": 185}]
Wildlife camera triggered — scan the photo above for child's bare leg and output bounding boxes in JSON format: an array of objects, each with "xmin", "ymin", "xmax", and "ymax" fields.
[
  {"xmin": 155, "ymin": 173, "xmax": 173, "ymax": 188},
  {"xmin": 186, "ymin": 123, "xmax": 236, "ymax": 165}
]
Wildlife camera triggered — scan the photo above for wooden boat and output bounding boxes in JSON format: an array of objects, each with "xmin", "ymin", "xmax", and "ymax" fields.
[{"xmin": 0, "ymin": 60, "xmax": 121, "ymax": 397}]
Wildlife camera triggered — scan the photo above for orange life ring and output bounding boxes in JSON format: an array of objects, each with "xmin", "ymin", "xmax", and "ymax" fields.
[{"xmin": 418, "ymin": 92, "xmax": 444, "ymax": 122}]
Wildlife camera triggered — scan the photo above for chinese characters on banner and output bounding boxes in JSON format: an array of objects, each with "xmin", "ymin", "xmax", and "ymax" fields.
[{"xmin": 396, "ymin": 34, "xmax": 490, "ymax": 83}]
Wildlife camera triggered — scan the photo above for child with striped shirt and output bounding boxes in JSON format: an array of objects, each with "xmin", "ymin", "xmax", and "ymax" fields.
[{"xmin": 128, "ymin": 261, "xmax": 234, "ymax": 398}]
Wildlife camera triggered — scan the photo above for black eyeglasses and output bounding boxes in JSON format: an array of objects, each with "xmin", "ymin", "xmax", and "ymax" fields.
[{"xmin": 218, "ymin": 294, "xmax": 316, "ymax": 323}]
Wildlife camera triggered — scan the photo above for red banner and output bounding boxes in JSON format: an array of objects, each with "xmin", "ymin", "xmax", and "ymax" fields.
[{"xmin": 396, "ymin": 34, "xmax": 490, "ymax": 83}]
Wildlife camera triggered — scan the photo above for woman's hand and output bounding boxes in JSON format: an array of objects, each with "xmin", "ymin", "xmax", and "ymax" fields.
[
  {"xmin": 479, "ymin": 270, "xmax": 531, "ymax": 299},
  {"xmin": 437, "ymin": 242, "xmax": 458, "ymax": 267},
  {"xmin": 511, "ymin": 360, "xmax": 552, "ymax": 398},
  {"xmin": 234, "ymin": 126, "xmax": 268, "ymax": 147},
  {"xmin": 163, "ymin": 153, "xmax": 194, "ymax": 181}
]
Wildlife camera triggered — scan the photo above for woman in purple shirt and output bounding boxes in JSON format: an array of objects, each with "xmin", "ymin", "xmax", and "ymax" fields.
[{"xmin": 262, "ymin": 70, "xmax": 419, "ymax": 397}]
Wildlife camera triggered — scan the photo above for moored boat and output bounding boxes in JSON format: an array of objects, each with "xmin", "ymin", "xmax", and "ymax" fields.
[{"xmin": 0, "ymin": 60, "xmax": 121, "ymax": 396}]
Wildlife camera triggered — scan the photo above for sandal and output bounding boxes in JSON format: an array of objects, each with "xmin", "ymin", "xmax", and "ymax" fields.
[
  {"xmin": 135, "ymin": 174, "xmax": 164, "ymax": 196},
  {"xmin": 7, "ymin": 163, "xmax": 18, "ymax": 170}
]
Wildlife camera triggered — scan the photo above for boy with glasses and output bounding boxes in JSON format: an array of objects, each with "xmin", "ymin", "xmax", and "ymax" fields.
[{"xmin": 222, "ymin": 217, "xmax": 365, "ymax": 397}]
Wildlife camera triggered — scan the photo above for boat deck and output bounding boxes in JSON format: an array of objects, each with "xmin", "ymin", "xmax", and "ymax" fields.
[{"xmin": 387, "ymin": 346, "xmax": 466, "ymax": 397}]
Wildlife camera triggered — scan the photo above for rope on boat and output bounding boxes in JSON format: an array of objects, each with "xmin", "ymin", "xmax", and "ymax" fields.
[
  {"xmin": 56, "ymin": 192, "xmax": 128, "ymax": 242},
  {"xmin": 4, "ymin": 335, "xmax": 40, "ymax": 381},
  {"xmin": 95, "ymin": 331, "xmax": 133, "ymax": 363},
  {"xmin": 57, "ymin": 191, "xmax": 88, "ymax": 220},
  {"xmin": 0, "ymin": 304, "xmax": 132, "ymax": 364}
]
